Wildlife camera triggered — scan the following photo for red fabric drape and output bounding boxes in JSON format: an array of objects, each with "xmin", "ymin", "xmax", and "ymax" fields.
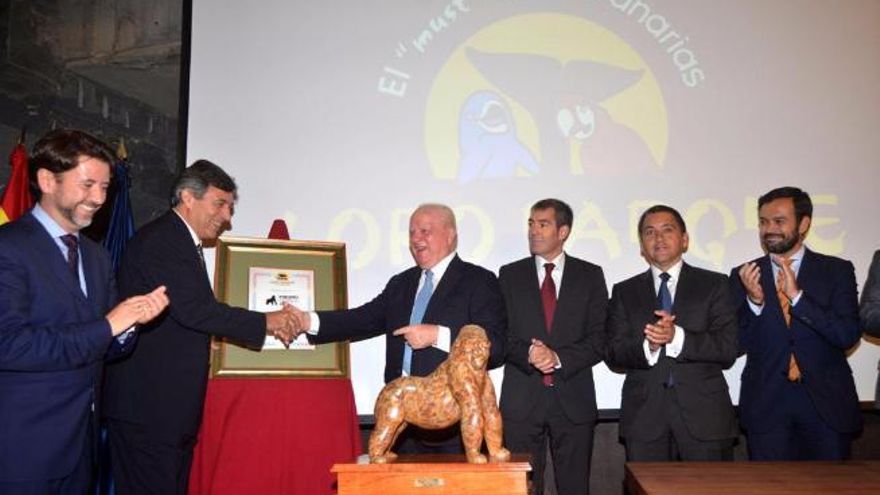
[{"xmin": 188, "ymin": 379, "xmax": 362, "ymax": 495}]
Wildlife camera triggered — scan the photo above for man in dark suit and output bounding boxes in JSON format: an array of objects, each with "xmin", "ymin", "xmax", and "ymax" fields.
[
  {"xmin": 294, "ymin": 203, "xmax": 506, "ymax": 453},
  {"xmin": 732, "ymin": 187, "xmax": 861, "ymax": 460},
  {"xmin": 0, "ymin": 129, "xmax": 168, "ymax": 494},
  {"xmin": 498, "ymin": 198, "xmax": 606, "ymax": 495},
  {"xmin": 103, "ymin": 161, "xmax": 298, "ymax": 495},
  {"xmin": 860, "ymin": 250, "xmax": 880, "ymax": 409},
  {"xmin": 607, "ymin": 204, "xmax": 738, "ymax": 462}
]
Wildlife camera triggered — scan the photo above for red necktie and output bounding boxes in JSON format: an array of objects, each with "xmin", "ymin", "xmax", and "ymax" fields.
[
  {"xmin": 60, "ymin": 234, "xmax": 80, "ymax": 285},
  {"xmin": 540, "ymin": 263, "xmax": 556, "ymax": 386}
]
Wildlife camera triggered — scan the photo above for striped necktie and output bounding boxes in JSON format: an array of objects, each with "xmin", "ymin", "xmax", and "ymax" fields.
[{"xmin": 776, "ymin": 259, "xmax": 801, "ymax": 381}]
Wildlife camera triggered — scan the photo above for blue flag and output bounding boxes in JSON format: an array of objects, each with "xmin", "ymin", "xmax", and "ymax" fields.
[
  {"xmin": 102, "ymin": 161, "xmax": 135, "ymax": 270},
  {"xmin": 96, "ymin": 155, "xmax": 135, "ymax": 495}
]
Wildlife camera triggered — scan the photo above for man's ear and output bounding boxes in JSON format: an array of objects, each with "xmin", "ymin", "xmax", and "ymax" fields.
[
  {"xmin": 179, "ymin": 189, "xmax": 195, "ymax": 209},
  {"xmin": 798, "ymin": 216, "xmax": 811, "ymax": 238},
  {"xmin": 559, "ymin": 224, "xmax": 571, "ymax": 243},
  {"xmin": 36, "ymin": 168, "xmax": 56, "ymax": 195}
]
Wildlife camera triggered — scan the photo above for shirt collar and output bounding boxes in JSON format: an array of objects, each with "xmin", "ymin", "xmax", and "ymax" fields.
[
  {"xmin": 650, "ymin": 258, "xmax": 683, "ymax": 282},
  {"xmin": 31, "ymin": 203, "xmax": 74, "ymax": 240},
  {"xmin": 771, "ymin": 244, "xmax": 805, "ymax": 275},
  {"xmin": 535, "ymin": 251, "xmax": 566, "ymax": 273},
  {"xmin": 424, "ymin": 250, "xmax": 456, "ymax": 281},
  {"xmin": 779, "ymin": 245, "xmax": 805, "ymax": 264},
  {"xmin": 173, "ymin": 208, "xmax": 202, "ymax": 247}
]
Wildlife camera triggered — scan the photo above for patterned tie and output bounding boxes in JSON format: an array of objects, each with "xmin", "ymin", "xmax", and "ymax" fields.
[
  {"xmin": 402, "ymin": 270, "xmax": 433, "ymax": 375},
  {"xmin": 776, "ymin": 259, "xmax": 801, "ymax": 381},
  {"xmin": 196, "ymin": 244, "xmax": 207, "ymax": 272},
  {"xmin": 60, "ymin": 234, "xmax": 80, "ymax": 285},
  {"xmin": 657, "ymin": 272, "xmax": 674, "ymax": 387},
  {"xmin": 540, "ymin": 263, "xmax": 556, "ymax": 386}
]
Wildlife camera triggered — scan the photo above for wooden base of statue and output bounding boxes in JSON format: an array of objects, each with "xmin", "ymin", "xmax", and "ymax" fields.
[{"xmin": 332, "ymin": 454, "xmax": 531, "ymax": 495}]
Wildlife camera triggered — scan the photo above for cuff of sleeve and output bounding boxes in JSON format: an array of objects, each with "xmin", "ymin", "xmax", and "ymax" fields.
[
  {"xmin": 748, "ymin": 298, "xmax": 764, "ymax": 315},
  {"xmin": 307, "ymin": 311, "xmax": 320, "ymax": 335},
  {"xmin": 435, "ymin": 326, "xmax": 451, "ymax": 352},
  {"xmin": 115, "ymin": 326, "xmax": 136, "ymax": 344},
  {"xmin": 644, "ymin": 339, "xmax": 661, "ymax": 366},
  {"xmin": 665, "ymin": 325, "xmax": 685, "ymax": 358}
]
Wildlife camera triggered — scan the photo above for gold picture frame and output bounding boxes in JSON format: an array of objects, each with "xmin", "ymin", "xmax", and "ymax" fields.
[{"xmin": 210, "ymin": 236, "xmax": 349, "ymax": 378}]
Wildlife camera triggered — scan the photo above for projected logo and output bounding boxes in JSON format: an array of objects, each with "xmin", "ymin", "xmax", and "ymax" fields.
[{"xmin": 424, "ymin": 13, "xmax": 668, "ymax": 183}]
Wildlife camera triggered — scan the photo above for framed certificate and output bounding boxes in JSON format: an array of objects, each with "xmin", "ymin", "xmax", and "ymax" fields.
[{"xmin": 210, "ymin": 236, "xmax": 349, "ymax": 377}]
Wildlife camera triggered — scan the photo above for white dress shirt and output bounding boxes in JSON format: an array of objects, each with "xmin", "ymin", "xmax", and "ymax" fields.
[
  {"xmin": 644, "ymin": 259, "xmax": 686, "ymax": 365},
  {"xmin": 308, "ymin": 251, "xmax": 457, "ymax": 353}
]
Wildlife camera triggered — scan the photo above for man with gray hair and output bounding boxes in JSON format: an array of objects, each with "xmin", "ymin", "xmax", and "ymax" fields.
[
  {"xmin": 103, "ymin": 160, "xmax": 299, "ymax": 495},
  {"xmin": 293, "ymin": 203, "xmax": 507, "ymax": 454}
]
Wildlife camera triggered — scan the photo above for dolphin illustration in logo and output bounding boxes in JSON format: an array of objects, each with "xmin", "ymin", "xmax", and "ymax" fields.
[
  {"xmin": 457, "ymin": 90, "xmax": 540, "ymax": 183},
  {"xmin": 465, "ymin": 47, "xmax": 658, "ymax": 177}
]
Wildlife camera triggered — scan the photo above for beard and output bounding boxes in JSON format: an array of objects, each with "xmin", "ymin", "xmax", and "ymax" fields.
[
  {"xmin": 762, "ymin": 231, "xmax": 799, "ymax": 254},
  {"xmin": 59, "ymin": 203, "xmax": 96, "ymax": 229}
]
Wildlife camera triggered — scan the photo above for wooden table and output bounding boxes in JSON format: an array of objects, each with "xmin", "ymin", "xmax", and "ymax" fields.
[
  {"xmin": 625, "ymin": 461, "xmax": 880, "ymax": 495},
  {"xmin": 333, "ymin": 454, "xmax": 531, "ymax": 495}
]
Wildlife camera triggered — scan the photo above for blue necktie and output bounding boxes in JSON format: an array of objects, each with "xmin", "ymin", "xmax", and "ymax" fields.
[
  {"xmin": 657, "ymin": 272, "xmax": 674, "ymax": 386},
  {"xmin": 658, "ymin": 272, "xmax": 672, "ymax": 312},
  {"xmin": 403, "ymin": 270, "xmax": 433, "ymax": 375}
]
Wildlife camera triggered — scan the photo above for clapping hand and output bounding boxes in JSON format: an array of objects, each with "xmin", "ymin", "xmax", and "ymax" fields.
[
  {"xmin": 770, "ymin": 254, "xmax": 799, "ymax": 300},
  {"xmin": 106, "ymin": 286, "xmax": 169, "ymax": 336},
  {"xmin": 738, "ymin": 262, "xmax": 764, "ymax": 306},
  {"xmin": 644, "ymin": 310, "xmax": 675, "ymax": 352}
]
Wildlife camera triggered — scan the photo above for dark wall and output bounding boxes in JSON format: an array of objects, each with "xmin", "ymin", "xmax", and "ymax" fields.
[{"xmin": 0, "ymin": 0, "xmax": 184, "ymax": 231}]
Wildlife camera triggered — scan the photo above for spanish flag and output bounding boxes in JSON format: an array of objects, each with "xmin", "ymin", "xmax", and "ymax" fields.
[{"xmin": 0, "ymin": 142, "xmax": 33, "ymax": 225}]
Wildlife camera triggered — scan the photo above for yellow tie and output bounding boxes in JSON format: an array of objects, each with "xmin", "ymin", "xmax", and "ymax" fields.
[{"xmin": 776, "ymin": 259, "xmax": 801, "ymax": 381}]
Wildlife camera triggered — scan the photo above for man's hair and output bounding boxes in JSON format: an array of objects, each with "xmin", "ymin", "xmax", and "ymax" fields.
[
  {"xmin": 531, "ymin": 198, "xmax": 573, "ymax": 230},
  {"xmin": 413, "ymin": 203, "xmax": 457, "ymax": 232},
  {"xmin": 170, "ymin": 159, "xmax": 238, "ymax": 206},
  {"xmin": 637, "ymin": 204, "xmax": 687, "ymax": 236},
  {"xmin": 412, "ymin": 203, "xmax": 458, "ymax": 250},
  {"xmin": 758, "ymin": 186, "xmax": 813, "ymax": 224},
  {"xmin": 28, "ymin": 129, "xmax": 116, "ymax": 199}
]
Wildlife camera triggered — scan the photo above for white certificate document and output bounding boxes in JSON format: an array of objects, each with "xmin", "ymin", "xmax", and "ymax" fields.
[{"xmin": 249, "ymin": 267, "xmax": 316, "ymax": 350}]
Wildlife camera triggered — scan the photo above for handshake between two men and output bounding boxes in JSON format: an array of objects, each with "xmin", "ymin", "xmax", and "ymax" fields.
[
  {"xmin": 263, "ymin": 304, "xmax": 442, "ymax": 350},
  {"xmin": 264, "ymin": 304, "xmax": 305, "ymax": 347}
]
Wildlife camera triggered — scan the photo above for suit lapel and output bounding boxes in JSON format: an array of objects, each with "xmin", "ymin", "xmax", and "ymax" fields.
[
  {"xmin": 797, "ymin": 248, "xmax": 818, "ymax": 294},
  {"xmin": 525, "ymin": 259, "xmax": 548, "ymax": 333},
  {"xmin": 758, "ymin": 255, "xmax": 785, "ymax": 322},
  {"xmin": 553, "ymin": 259, "xmax": 580, "ymax": 334},
  {"xmin": 22, "ymin": 213, "xmax": 89, "ymax": 303},
  {"xmin": 169, "ymin": 213, "xmax": 211, "ymax": 285},
  {"xmin": 637, "ymin": 269, "xmax": 657, "ymax": 316},
  {"xmin": 394, "ymin": 265, "xmax": 421, "ymax": 324},
  {"xmin": 81, "ymin": 240, "xmax": 106, "ymax": 316},
  {"xmin": 424, "ymin": 256, "xmax": 461, "ymax": 320},
  {"xmin": 672, "ymin": 263, "xmax": 693, "ymax": 314}
]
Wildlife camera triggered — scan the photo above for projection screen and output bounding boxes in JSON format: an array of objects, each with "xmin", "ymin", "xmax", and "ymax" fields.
[{"xmin": 187, "ymin": 0, "xmax": 880, "ymax": 413}]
